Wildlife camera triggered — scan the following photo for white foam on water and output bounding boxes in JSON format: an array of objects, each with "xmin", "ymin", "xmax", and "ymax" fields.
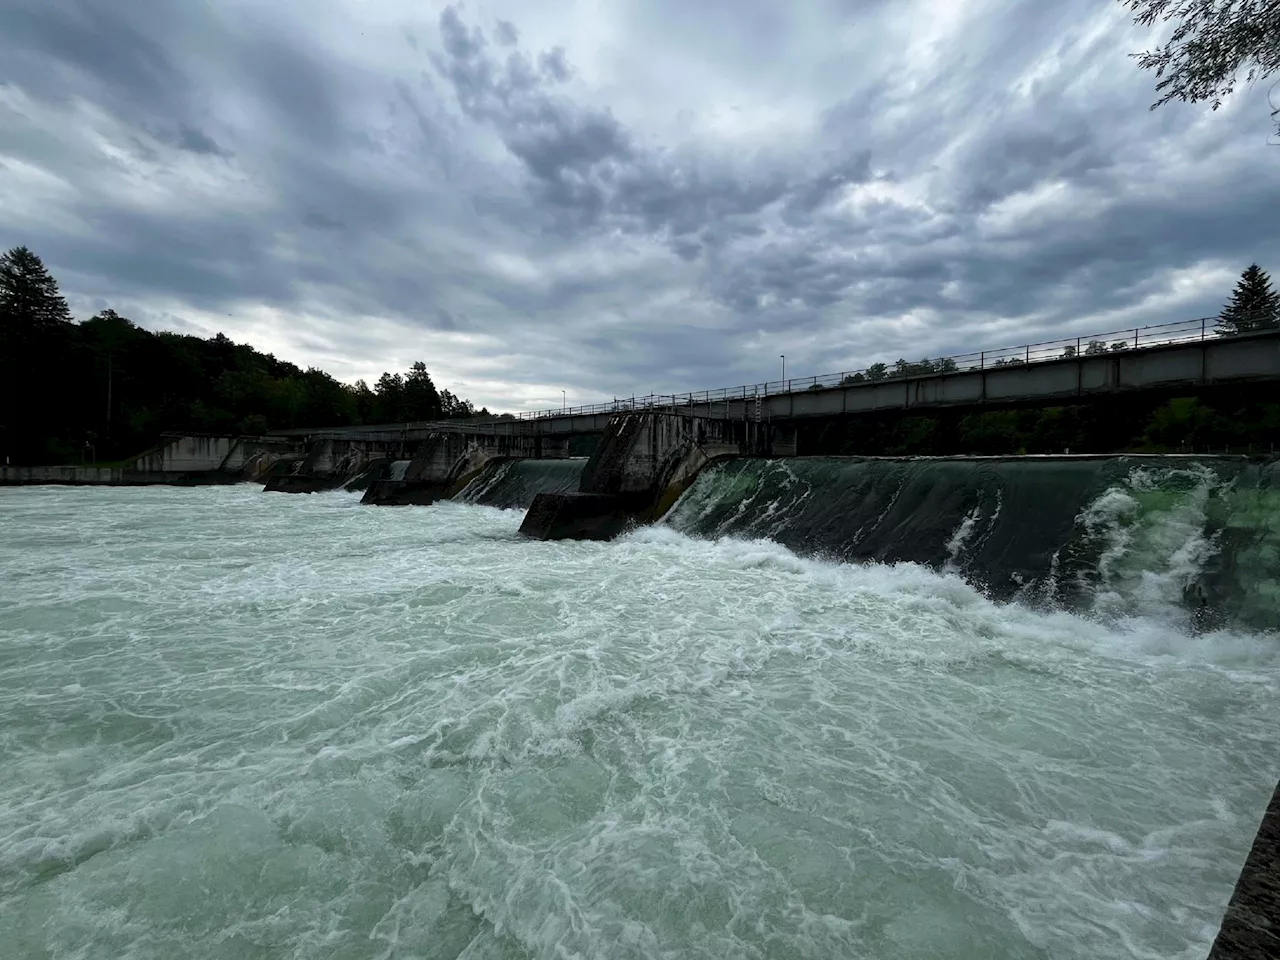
[
  {"xmin": 455, "ymin": 460, "xmax": 516, "ymax": 504},
  {"xmin": 943, "ymin": 505, "xmax": 983, "ymax": 573},
  {"xmin": 0, "ymin": 484, "xmax": 1276, "ymax": 960},
  {"xmin": 1071, "ymin": 464, "xmax": 1226, "ymax": 622}
]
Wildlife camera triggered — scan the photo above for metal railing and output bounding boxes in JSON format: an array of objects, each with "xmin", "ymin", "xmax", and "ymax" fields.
[
  {"xmin": 295, "ymin": 314, "xmax": 1275, "ymax": 438},
  {"xmin": 483, "ymin": 314, "xmax": 1273, "ymax": 420}
]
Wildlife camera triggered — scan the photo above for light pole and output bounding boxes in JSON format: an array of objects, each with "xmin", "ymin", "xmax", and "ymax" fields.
[
  {"xmin": 562, "ymin": 390, "xmax": 566, "ymax": 413},
  {"xmin": 780, "ymin": 355, "xmax": 786, "ymax": 385}
]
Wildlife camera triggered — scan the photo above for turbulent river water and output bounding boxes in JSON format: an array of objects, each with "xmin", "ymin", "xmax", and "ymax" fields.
[{"xmin": 1, "ymin": 479, "xmax": 1276, "ymax": 960}]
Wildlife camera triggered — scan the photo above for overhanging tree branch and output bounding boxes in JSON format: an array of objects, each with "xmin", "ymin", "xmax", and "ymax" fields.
[{"xmin": 1122, "ymin": 0, "xmax": 1280, "ymax": 133}]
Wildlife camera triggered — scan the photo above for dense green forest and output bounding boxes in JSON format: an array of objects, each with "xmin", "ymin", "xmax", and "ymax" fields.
[{"xmin": 0, "ymin": 247, "xmax": 494, "ymax": 465}]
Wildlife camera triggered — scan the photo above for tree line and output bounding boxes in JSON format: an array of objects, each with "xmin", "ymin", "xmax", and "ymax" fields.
[
  {"xmin": 801, "ymin": 385, "xmax": 1279, "ymax": 458},
  {"xmin": 0, "ymin": 246, "xmax": 496, "ymax": 466}
]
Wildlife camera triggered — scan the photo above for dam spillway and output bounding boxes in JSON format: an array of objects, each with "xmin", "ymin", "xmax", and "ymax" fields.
[
  {"xmin": 454, "ymin": 458, "xmax": 587, "ymax": 509},
  {"xmin": 362, "ymin": 456, "xmax": 588, "ymax": 508},
  {"xmin": 661, "ymin": 455, "xmax": 1280, "ymax": 632}
]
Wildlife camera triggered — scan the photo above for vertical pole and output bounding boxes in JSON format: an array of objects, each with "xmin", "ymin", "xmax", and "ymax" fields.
[
  {"xmin": 980, "ymin": 351, "xmax": 984, "ymax": 370},
  {"xmin": 1133, "ymin": 328, "xmax": 1138, "ymax": 349},
  {"xmin": 1025, "ymin": 344, "xmax": 1030, "ymax": 363},
  {"xmin": 105, "ymin": 350, "xmax": 113, "ymax": 436},
  {"xmin": 1202, "ymin": 317, "xmax": 1206, "ymax": 340}
]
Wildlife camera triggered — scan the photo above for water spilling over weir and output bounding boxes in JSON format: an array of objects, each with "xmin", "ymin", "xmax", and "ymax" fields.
[
  {"xmin": 386, "ymin": 451, "xmax": 1280, "ymax": 631},
  {"xmin": 455, "ymin": 458, "xmax": 587, "ymax": 510},
  {"xmin": 662, "ymin": 455, "xmax": 1280, "ymax": 632}
]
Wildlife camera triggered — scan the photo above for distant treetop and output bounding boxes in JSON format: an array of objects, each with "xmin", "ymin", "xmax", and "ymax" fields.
[{"xmin": 1219, "ymin": 263, "xmax": 1280, "ymax": 334}]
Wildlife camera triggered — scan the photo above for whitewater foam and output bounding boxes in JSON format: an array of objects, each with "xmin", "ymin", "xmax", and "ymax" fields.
[{"xmin": 0, "ymin": 483, "xmax": 1275, "ymax": 959}]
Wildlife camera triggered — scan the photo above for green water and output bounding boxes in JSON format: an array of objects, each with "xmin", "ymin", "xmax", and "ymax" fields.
[{"xmin": 0, "ymin": 484, "xmax": 1276, "ymax": 959}]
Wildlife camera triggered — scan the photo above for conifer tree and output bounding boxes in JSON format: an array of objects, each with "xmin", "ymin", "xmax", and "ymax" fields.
[
  {"xmin": 0, "ymin": 245, "xmax": 72, "ymax": 339},
  {"xmin": 1219, "ymin": 263, "xmax": 1280, "ymax": 334}
]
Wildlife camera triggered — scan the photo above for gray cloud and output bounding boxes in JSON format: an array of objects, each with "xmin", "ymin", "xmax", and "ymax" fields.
[{"xmin": 1, "ymin": 0, "xmax": 1278, "ymax": 411}]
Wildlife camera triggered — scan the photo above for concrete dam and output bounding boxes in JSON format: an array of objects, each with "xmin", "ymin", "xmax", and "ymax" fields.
[
  {"xmin": 251, "ymin": 321, "xmax": 1280, "ymax": 635},
  {"xmin": 261, "ymin": 404, "xmax": 1280, "ymax": 633}
]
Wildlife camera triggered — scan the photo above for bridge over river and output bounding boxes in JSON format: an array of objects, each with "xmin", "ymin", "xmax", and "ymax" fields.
[{"xmin": 273, "ymin": 317, "xmax": 1279, "ymax": 443}]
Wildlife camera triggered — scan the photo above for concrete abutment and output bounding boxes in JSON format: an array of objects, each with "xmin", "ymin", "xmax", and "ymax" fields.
[
  {"xmin": 360, "ymin": 432, "xmax": 572, "ymax": 505},
  {"xmin": 519, "ymin": 412, "xmax": 794, "ymax": 540}
]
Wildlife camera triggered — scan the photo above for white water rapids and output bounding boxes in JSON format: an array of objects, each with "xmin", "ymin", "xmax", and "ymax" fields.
[{"xmin": 0, "ymin": 485, "xmax": 1276, "ymax": 959}]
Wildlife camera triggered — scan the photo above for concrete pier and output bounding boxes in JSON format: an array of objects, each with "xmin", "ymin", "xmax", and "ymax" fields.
[
  {"xmin": 520, "ymin": 412, "xmax": 792, "ymax": 540},
  {"xmin": 361, "ymin": 432, "xmax": 571, "ymax": 505},
  {"xmin": 264, "ymin": 437, "xmax": 393, "ymax": 494}
]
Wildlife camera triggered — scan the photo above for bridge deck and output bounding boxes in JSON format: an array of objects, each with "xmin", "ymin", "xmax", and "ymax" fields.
[{"xmin": 273, "ymin": 329, "xmax": 1279, "ymax": 442}]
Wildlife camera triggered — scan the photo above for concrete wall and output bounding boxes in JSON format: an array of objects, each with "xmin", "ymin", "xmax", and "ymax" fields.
[
  {"xmin": 522, "ymin": 412, "xmax": 789, "ymax": 539},
  {"xmin": 3, "ymin": 435, "xmax": 307, "ymax": 486},
  {"xmin": 361, "ymin": 431, "xmax": 572, "ymax": 505},
  {"xmin": 132, "ymin": 436, "xmax": 236, "ymax": 473},
  {"xmin": 132, "ymin": 435, "xmax": 305, "ymax": 476},
  {"xmin": 1, "ymin": 466, "xmax": 124, "ymax": 485},
  {"xmin": 1208, "ymin": 779, "xmax": 1280, "ymax": 959}
]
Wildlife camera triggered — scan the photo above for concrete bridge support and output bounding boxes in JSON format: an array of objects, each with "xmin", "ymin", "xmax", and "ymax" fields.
[
  {"xmin": 520, "ymin": 412, "xmax": 793, "ymax": 540},
  {"xmin": 361, "ymin": 432, "xmax": 571, "ymax": 505},
  {"xmin": 264, "ymin": 437, "xmax": 397, "ymax": 494}
]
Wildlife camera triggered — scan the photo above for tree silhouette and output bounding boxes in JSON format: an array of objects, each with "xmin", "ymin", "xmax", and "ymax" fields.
[
  {"xmin": 0, "ymin": 245, "xmax": 492, "ymax": 464},
  {"xmin": 1219, "ymin": 264, "xmax": 1280, "ymax": 334},
  {"xmin": 1, "ymin": 246, "xmax": 71, "ymax": 338}
]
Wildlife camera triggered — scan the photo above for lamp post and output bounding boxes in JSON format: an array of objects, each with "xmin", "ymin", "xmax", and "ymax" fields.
[
  {"xmin": 780, "ymin": 355, "xmax": 786, "ymax": 385},
  {"xmin": 561, "ymin": 390, "xmax": 566, "ymax": 413}
]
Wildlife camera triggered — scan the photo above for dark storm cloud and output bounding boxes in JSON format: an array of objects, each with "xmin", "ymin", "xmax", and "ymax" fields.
[
  {"xmin": 1, "ymin": 0, "xmax": 1278, "ymax": 409},
  {"xmin": 3, "ymin": 0, "xmax": 189, "ymax": 111},
  {"xmin": 170, "ymin": 125, "xmax": 230, "ymax": 157}
]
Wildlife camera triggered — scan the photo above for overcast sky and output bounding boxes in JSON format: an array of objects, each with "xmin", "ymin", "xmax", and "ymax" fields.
[{"xmin": 2, "ymin": 0, "xmax": 1277, "ymax": 412}]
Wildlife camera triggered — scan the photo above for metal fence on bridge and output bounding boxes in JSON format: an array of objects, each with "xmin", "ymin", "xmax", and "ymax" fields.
[
  {"xmin": 299, "ymin": 314, "xmax": 1275, "ymax": 438},
  {"xmin": 484, "ymin": 314, "xmax": 1273, "ymax": 420}
]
